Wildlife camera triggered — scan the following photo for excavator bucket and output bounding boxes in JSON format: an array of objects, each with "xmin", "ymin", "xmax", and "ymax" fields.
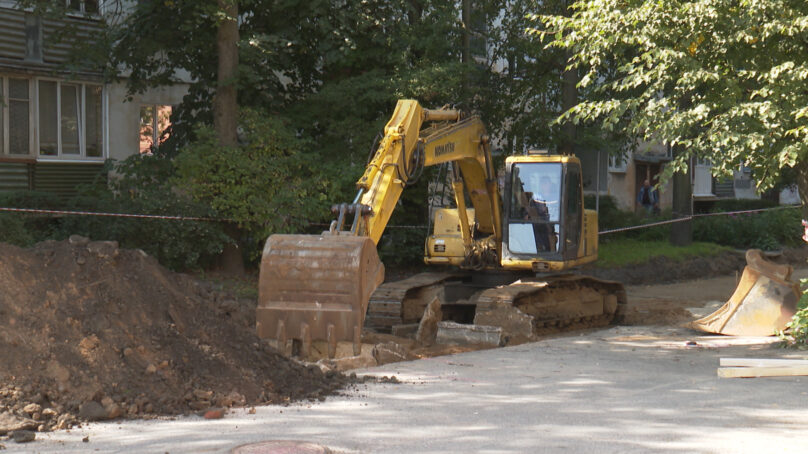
[
  {"xmin": 689, "ymin": 249, "xmax": 800, "ymax": 336},
  {"xmin": 256, "ymin": 234, "xmax": 385, "ymax": 357}
]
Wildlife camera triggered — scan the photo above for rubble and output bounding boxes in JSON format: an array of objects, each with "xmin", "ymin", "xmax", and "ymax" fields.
[{"xmin": 436, "ymin": 321, "xmax": 503, "ymax": 347}]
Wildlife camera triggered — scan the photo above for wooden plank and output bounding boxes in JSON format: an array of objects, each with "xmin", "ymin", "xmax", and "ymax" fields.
[
  {"xmin": 720, "ymin": 358, "xmax": 808, "ymax": 367},
  {"xmin": 718, "ymin": 365, "xmax": 808, "ymax": 378}
]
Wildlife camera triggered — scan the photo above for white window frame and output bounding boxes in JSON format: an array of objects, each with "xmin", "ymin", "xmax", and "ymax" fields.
[
  {"xmin": 0, "ymin": 76, "xmax": 36, "ymax": 157},
  {"xmin": 35, "ymin": 78, "xmax": 107, "ymax": 162},
  {"xmin": 608, "ymin": 153, "xmax": 628, "ymax": 173}
]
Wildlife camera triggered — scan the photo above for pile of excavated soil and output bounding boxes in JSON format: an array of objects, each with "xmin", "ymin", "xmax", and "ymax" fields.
[{"xmin": 0, "ymin": 237, "xmax": 353, "ymax": 434}]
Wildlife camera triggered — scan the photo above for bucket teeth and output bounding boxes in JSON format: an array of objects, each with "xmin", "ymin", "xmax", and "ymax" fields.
[{"xmin": 257, "ymin": 234, "xmax": 384, "ymax": 348}]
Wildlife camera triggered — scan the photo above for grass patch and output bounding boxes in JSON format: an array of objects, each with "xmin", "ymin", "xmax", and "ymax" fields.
[{"xmin": 597, "ymin": 239, "xmax": 731, "ymax": 268}]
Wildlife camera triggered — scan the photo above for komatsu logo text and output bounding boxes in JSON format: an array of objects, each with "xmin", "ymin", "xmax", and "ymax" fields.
[{"xmin": 434, "ymin": 142, "xmax": 456, "ymax": 157}]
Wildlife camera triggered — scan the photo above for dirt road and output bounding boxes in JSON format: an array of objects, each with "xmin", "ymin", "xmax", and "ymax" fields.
[
  {"xmin": 7, "ymin": 269, "xmax": 808, "ymax": 453},
  {"xmin": 622, "ymin": 267, "xmax": 808, "ymax": 325}
]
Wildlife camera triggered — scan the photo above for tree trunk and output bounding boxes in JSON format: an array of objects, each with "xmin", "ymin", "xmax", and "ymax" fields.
[
  {"xmin": 795, "ymin": 160, "xmax": 808, "ymax": 243},
  {"xmin": 214, "ymin": 0, "xmax": 239, "ymax": 147},
  {"xmin": 559, "ymin": 59, "xmax": 577, "ymax": 155},
  {"xmin": 670, "ymin": 149, "xmax": 693, "ymax": 246},
  {"xmin": 558, "ymin": 1, "xmax": 576, "ymax": 155},
  {"xmin": 461, "ymin": 0, "xmax": 471, "ymax": 65},
  {"xmin": 214, "ymin": 0, "xmax": 244, "ymax": 274}
]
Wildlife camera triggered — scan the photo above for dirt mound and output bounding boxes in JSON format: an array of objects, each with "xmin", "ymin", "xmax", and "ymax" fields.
[{"xmin": 0, "ymin": 237, "xmax": 352, "ymax": 433}]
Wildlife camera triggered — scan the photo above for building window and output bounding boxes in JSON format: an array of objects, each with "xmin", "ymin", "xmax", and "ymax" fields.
[
  {"xmin": 608, "ymin": 153, "xmax": 628, "ymax": 173},
  {"xmin": 85, "ymin": 86, "xmax": 102, "ymax": 157},
  {"xmin": 24, "ymin": 14, "xmax": 43, "ymax": 63},
  {"xmin": 0, "ymin": 77, "xmax": 33, "ymax": 156},
  {"xmin": 139, "ymin": 105, "xmax": 172, "ymax": 154},
  {"xmin": 1, "ymin": 77, "xmax": 103, "ymax": 159},
  {"xmin": 66, "ymin": 0, "xmax": 100, "ymax": 14},
  {"xmin": 37, "ymin": 80, "xmax": 104, "ymax": 159}
]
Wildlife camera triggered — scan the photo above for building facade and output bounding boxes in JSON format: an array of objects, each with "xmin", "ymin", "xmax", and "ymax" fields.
[{"xmin": 0, "ymin": 0, "xmax": 187, "ymax": 198}]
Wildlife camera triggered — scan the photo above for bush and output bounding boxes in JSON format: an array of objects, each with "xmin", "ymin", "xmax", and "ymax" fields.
[
  {"xmin": 0, "ymin": 190, "xmax": 65, "ymax": 240},
  {"xmin": 378, "ymin": 226, "xmax": 428, "ymax": 267},
  {"xmin": 586, "ymin": 194, "xmax": 802, "ymax": 249},
  {"xmin": 173, "ymin": 110, "xmax": 333, "ymax": 263},
  {"xmin": 64, "ymin": 153, "xmax": 231, "ymax": 270},
  {"xmin": 693, "ymin": 207, "xmax": 801, "ymax": 250},
  {"xmin": 585, "ymin": 194, "xmax": 671, "ymax": 242},
  {"xmin": 779, "ymin": 286, "xmax": 808, "ymax": 348},
  {"xmin": 584, "ymin": 194, "xmax": 625, "ymax": 229},
  {"xmin": 711, "ymin": 198, "xmax": 778, "ymax": 212},
  {"xmin": 58, "ymin": 188, "xmax": 229, "ymax": 271},
  {"xmin": 0, "ymin": 213, "xmax": 34, "ymax": 247},
  {"xmin": 0, "ymin": 156, "xmax": 230, "ymax": 271}
]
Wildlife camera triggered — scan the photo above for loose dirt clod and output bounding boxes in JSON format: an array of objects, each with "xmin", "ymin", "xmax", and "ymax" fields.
[{"xmin": 0, "ymin": 239, "xmax": 353, "ymax": 432}]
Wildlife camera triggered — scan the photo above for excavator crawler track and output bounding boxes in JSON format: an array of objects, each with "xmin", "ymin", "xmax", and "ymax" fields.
[
  {"xmin": 472, "ymin": 275, "xmax": 626, "ymax": 340},
  {"xmin": 365, "ymin": 272, "xmax": 626, "ymax": 341},
  {"xmin": 365, "ymin": 272, "xmax": 464, "ymax": 332}
]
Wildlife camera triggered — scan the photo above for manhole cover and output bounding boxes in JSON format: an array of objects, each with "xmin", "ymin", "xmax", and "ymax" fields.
[{"xmin": 231, "ymin": 440, "xmax": 331, "ymax": 454}]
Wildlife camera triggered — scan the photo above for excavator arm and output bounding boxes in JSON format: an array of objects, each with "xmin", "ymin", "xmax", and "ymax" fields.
[
  {"xmin": 333, "ymin": 100, "xmax": 501, "ymax": 253},
  {"xmin": 257, "ymin": 100, "xmax": 501, "ymax": 356}
]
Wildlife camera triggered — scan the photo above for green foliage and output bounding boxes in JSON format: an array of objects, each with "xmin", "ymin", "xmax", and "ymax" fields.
[
  {"xmin": 584, "ymin": 194, "xmax": 670, "ymax": 241},
  {"xmin": 59, "ymin": 192, "xmax": 228, "ymax": 271},
  {"xmin": 173, "ymin": 109, "xmax": 331, "ymax": 260},
  {"xmin": 0, "ymin": 213, "xmax": 34, "ymax": 247},
  {"xmin": 780, "ymin": 305, "xmax": 808, "ymax": 348},
  {"xmin": 486, "ymin": 0, "xmax": 629, "ymax": 155},
  {"xmin": 0, "ymin": 175, "xmax": 228, "ymax": 270},
  {"xmin": 0, "ymin": 190, "xmax": 63, "ymax": 209},
  {"xmin": 587, "ymin": 194, "xmax": 801, "ymax": 249},
  {"xmin": 537, "ymin": 0, "xmax": 808, "ymax": 191},
  {"xmin": 378, "ymin": 227, "xmax": 429, "ymax": 267},
  {"xmin": 597, "ymin": 239, "xmax": 729, "ymax": 268},
  {"xmin": 693, "ymin": 208, "xmax": 802, "ymax": 250},
  {"xmin": 710, "ymin": 198, "xmax": 778, "ymax": 212},
  {"xmin": 0, "ymin": 190, "xmax": 66, "ymax": 240},
  {"xmin": 780, "ymin": 280, "xmax": 808, "ymax": 348},
  {"xmin": 63, "ymin": 154, "xmax": 230, "ymax": 270}
]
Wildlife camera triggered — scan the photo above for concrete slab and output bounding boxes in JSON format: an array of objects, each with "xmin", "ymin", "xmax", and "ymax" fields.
[{"xmin": 436, "ymin": 321, "xmax": 503, "ymax": 346}]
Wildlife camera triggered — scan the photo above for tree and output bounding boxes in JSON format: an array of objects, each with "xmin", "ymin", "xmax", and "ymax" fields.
[
  {"xmin": 215, "ymin": 0, "xmax": 239, "ymax": 148},
  {"xmin": 536, "ymin": 0, "xmax": 808, "ymax": 223}
]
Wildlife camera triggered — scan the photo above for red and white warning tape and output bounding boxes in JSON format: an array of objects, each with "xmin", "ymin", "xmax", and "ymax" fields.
[
  {"xmin": 0, "ymin": 206, "xmax": 224, "ymax": 222},
  {"xmin": 599, "ymin": 205, "xmax": 800, "ymax": 235},
  {"xmin": 0, "ymin": 204, "xmax": 800, "ymax": 233}
]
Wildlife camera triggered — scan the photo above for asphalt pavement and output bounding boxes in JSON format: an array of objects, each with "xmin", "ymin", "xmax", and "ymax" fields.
[{"xmin": 7, "ymin": 323, "xmax": 808, "ymax": 454}]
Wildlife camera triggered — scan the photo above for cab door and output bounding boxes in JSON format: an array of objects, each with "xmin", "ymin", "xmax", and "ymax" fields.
[{"xmin": 562, "ymin": 162, "xmax": 582, "ymax": 260}]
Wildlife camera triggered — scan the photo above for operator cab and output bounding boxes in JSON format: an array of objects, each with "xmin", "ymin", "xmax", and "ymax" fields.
[{"xmin": 502, "ymin": 155, "xmax": 592, "ymax": 271}]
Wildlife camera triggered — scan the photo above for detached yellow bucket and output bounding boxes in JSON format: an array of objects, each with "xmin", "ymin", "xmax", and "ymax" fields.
[
  {"xmin": 689, "ymin": 249, "xmax": 799, "ymax": 336},
  {"xmin": 257, "ymin": 234, "xmax": 384, "ymax": 356}
]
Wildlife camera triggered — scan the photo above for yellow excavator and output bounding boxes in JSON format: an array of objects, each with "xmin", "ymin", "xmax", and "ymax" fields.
[{"xmin": 256, "ymin": 99, "xmax": 625, "ymax": 356}]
